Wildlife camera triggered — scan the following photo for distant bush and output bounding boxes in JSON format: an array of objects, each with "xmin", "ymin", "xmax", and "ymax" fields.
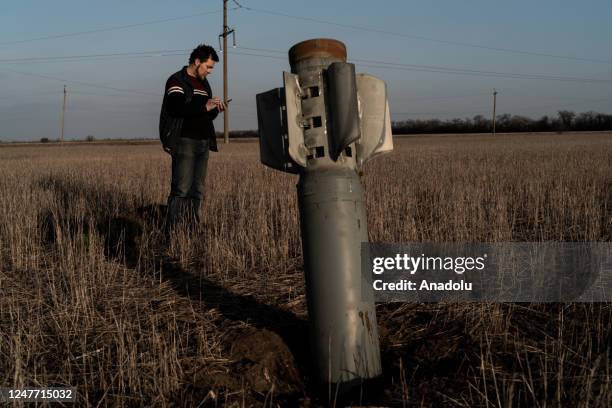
[
  {"xmin": 86, "ymin": 135, "xmax": 96, "ymax": 142},
  {"xmin": 215, "ymin": 130, "xmax": 259, "ymax": 139},
  {"xmin": 230, "ymin": 130, "xmax": 258, "ymax": 138},
  {"xmin": 40, "ymin": 138, "xmax": 50, "ymax": 143}
]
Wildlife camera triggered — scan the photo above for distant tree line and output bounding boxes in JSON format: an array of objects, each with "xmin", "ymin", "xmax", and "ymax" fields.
[
  {"xmin": 215, "ymin": 130, "xmax": 259, "ymax": 138},
  {"xmin": 391, "ymin": 110, "xmax": 612, "ymax": 134},
  {"xmin": 28, "ymin": 110, "xmax": 612, "ymax": 144}
]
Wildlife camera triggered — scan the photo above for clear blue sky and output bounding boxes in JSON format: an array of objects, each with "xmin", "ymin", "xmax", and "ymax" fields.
[{"xmin": 1, "ymin": 0, "xmax": 611, "ymax": 141}]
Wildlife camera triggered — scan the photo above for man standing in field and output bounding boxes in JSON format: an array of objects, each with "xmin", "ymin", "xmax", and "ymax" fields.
[{"xmin": 159, "ymin": 44, "xmax": 226, "ymax": 232}]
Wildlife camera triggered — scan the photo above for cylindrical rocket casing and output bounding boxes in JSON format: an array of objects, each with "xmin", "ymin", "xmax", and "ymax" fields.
[{"xmin": 297, "ymin": 167, "xmax": 382, "ymax": 387}]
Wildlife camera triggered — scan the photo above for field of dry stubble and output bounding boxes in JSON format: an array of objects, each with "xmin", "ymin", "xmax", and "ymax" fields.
[{"xmin": 0, "ymin": 133, "xmax": 611, "ymax": 407}]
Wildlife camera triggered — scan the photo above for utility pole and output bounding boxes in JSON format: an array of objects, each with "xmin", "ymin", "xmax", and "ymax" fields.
[
  {"xmin": 492, "ymin": 88, "xmax": 497, "ymax": 136},
  {"xmin": 60, "ymin": 85, "xmax": 67, "ymax": 143},
  {"xmin": 223, "ymin": 0, "xmax": 229, "ymax": 144}
]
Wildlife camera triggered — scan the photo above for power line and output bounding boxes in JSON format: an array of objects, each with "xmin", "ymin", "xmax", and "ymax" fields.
[
  {"xmin": 70, "ymin": 90, "xmax": 156, "ymax": 98},
  {"xmin": 228, "ymin": 47, "xmax": 612, "ymax": 85},
  {"xmin": 515, "ymin": 96, "xmax": 612, "ymax": 112},
  {"xmin": 229, "ymin": 50, "xmax": 285, "ymax": 60},
  {"xmin": 0, "ymin": 47, "xmax": 278, "ymax": 66},
  {"xmin": 0, "ymin": 90, "xmax": 155, "ymax": 103},
  {"xmin": 352, "ymin": 61, "xmax": 612, "ymax": 85},
  {"xmin": 229, "ymin": 46, "xmax": 612, "ymax": 85},
  {"xmin": 392, "ymin": 96, "xmax": 612, "ymax": 118},
  {"xmin": 230, "ymin": 45, "xmax": 284, "ymax": 55},
  {"xmin": 3, "ymin": 45, "xmax": 611, "ymax": 86},
  {"xmin": 2, "ymin": 52, "xmax": 611, "ymax": 121},
  {"xmin": 402, "ymin": 93, "xmax": 491, "ymax": 101},
  {"xmin": 0, "ymin": 10, "xmax": 223, "ymax": 46},
  {"xmin": 1, "ymin": 68, "xmax": 159, "ymax": 96},
  {"xmin": 5, "ymin": 1, "xmax": 607, "ymax": 67},
  {"xmin": 0, "ymin": 49, "xmax": 189, "ymax": 64},
  {"xmin": 2, "ymin": 48, "xmax": 612, "ymax": 115},
  {"xmin": 392, "ymin": 107, "xmax": 492, "ymax": 116},
  {"xmin": 239, "ymin": 5, "xmax": 612, "ymax": 65},
  {"xmin": 0, "ymin": 88, "xmax": 253, "ymax": 110},
  {"xmin": 0, "ymin": 90, "xmax": 64, "ymax": 99}
]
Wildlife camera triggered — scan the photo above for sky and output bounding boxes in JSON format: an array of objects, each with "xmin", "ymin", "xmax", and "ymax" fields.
[{"xmin": 1, "ymin": 0, "xmax": 612, "ymax": 141}]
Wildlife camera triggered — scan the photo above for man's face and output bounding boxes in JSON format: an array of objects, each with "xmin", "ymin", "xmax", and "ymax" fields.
[{"xmin": 195, "ymin": 57, "xmax": 215, "ymax": 80}]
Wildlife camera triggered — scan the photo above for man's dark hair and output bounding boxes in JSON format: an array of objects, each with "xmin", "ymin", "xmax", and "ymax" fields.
[{"xmin": 189, "ymin": 44, "xmax": 219, "ymax": 64}]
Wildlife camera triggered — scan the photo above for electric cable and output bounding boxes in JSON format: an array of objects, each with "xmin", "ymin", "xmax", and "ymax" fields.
[
  {"xmin": 238, "ymin": 4, "xmax": 612, "ymax": 65},
  {"xmin": 0, "ymin": 10, "xmax": 223, "ymax": 46}
]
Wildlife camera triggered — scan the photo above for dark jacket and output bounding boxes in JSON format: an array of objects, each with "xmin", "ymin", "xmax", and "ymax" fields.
[{"xmin": 159, "ymin": 67, "xmax": 218, "ymax": 152}]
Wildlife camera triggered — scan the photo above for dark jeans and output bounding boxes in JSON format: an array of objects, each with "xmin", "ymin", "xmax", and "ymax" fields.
[{"xmin": 166, "ymin": 137, "xmax": 210, "ymax": 230}]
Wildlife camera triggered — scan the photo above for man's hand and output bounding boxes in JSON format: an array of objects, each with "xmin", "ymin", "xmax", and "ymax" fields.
[
  {"xmin": 206, "ymin": 97, "xmax": 227, "ymax": 112},
  {"xmin": 163, "ymin": 145, "xmax": 172, "ymax": 155}
]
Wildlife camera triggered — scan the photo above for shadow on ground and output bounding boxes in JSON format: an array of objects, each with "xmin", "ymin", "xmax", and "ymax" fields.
[{"xmin": 38, "ymin": 176, "xmax": 311, "ymax": 405}]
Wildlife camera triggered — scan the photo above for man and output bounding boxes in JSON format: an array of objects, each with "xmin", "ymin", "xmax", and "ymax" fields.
[{"xmin": 159, "ymin": 44, "xmax": 226, "ymax": 231}]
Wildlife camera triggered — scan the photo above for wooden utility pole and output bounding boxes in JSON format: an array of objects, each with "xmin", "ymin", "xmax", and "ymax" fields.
[
  {"xmin": 492, "ymin": 88, "xmax": 497, "ymax": 136},
  {"xmin": 223, "ymin": 0, "xmax": 229, "ymax": 144},
  {"xmin": 60, "ymin": 85, "xmax": 67, "ymax": 143}
]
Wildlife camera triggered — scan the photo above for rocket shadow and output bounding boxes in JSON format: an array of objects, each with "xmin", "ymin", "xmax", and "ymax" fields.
[
  {"xmin": 37, "ymin": 175, "xmax": 387, "ymax": 404},
  {"xmin": 156, "ymin": 255, "xmax": 310, "ymax": 368},
  {"xmin": 36, "ymin": 176, "xmax": 310, "ymax": 354},
  {"xmin": 138, "ymin": 213, "xmax": 311, "ymax": 403}
]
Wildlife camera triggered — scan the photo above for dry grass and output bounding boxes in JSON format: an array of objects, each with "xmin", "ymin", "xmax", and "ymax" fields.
[{"xmin": 0, "ymin": 132, "xmax": 610, "ymax": 407}]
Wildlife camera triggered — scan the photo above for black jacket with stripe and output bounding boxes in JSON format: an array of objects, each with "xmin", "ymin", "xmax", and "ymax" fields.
[{"xmin": 159, "ymin": 66, "xmax": 219, "ymax": 152}]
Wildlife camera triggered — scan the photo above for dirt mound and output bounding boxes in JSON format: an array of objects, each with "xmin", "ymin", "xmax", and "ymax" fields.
[
  {"xmin": 189, "ymin": 327, "xmax": 304, "ymax": 405},
  {"xmin": 229, "ymin": 327, "xmax": 303, "ymax": 395}
]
